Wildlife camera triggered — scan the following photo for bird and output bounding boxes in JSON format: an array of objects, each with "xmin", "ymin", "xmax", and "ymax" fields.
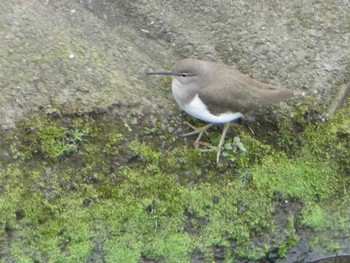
[{"xmin": 146, "ymin": 58, "xmax": 296, "ymax": 163}]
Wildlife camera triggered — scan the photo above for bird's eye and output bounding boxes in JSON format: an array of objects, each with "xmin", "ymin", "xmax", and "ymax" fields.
[{"xmin": 179, "ymin": 73, "xmax": 189, "ymax": 77}]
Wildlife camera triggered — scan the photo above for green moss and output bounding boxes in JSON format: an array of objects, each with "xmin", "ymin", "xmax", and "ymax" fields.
[
  {"xmin": 277, "ymin": 216, "xmax": 299, "ymax": 258},
  {"xmin": 252, "ymin": 154, "xmax": 337, "ymax": 201},
  {"xmin": 233, "ymin": 131, "xmax": 273, "ymax": 168},
  {"xmin": 302, "ymin": 105, "xmax": 350, "ymax": 173},
  {"xmin": 301, "ymin": 203, "xmax": 327, "ymax": 231},
  {"xmin": 0, "ymin": 99, "xmax": 349, "ymax": 262},
  {"xmin": 11, "ymin": 117, "xmax": 92, "ymax": 160},
  {"xmin": 300, "ymin": 194, "xmax": 350, "ymax": 252},
  {"xmin": 309, "ymin": 235, "xmax": 341, "ymax": 253},
  {"xmin": 0, "ymin": 165, "xmax": 95, "ymax": 262}
]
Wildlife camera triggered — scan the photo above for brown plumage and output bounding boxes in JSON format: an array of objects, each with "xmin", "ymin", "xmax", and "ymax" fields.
[
  {"xmin": 171, "ymin": 59, "xmax": 294, "ymax": 116},
  {"xmin": 146, "ymin": 59, "xmax": 296, "ymax": 163}
]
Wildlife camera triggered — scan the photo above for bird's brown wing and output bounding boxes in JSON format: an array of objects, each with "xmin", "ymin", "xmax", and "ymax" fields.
[{"xmin": 197, "ymin": 68, "xmax": 294, "ymax": 115}]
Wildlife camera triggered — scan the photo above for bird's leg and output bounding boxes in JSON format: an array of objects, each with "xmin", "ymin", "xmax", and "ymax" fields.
[
  {"xmin": 182, "ymin": 122, "xmax": 232, "ymax": 163},
  {"xmin": 181, "ymin": 122, "xmax": 213, "ymax": 146},
  {"xmin": 216, "ymin": 122, "xmax": 231, "ymax": 163}
]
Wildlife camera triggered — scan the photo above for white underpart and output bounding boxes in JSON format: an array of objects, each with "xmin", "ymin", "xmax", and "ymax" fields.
[
  {"xmin": 182, "ymin": 94, "xmax": 242, "ymax": 123},
  {"xmin": 172, "ymin": 78, "xmax": 242, "ymax": 123}
]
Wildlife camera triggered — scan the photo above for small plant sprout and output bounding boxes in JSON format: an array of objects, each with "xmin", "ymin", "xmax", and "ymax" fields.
[
  {"xmin": 232, "ymin": 136, "xmax": 247, "ymax": 152},
  {"xmin": 53, "ymin": 139, "xmax": 78, "ymax": 158},
  {"xmin": 124, "ymin": 123, "xmax": 132, "ymax": 132},
  {"xmin": 66, "ymin": 126, "xmax": 88, "ymax": 143},
  {"xmin": 222, "ymin": 136, "xmax": 247, "ymax": 162},
  {"xmin": 51, "ymin": 126, "xmax": 89, "ymax": 158}
]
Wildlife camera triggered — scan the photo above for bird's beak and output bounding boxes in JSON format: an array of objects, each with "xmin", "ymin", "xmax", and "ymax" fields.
[{"xmin": 145, "ymin": 71, "xmax": 174, "ymax": 76}]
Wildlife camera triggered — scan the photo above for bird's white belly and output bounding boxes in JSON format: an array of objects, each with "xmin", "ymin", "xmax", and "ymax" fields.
[
  {"xmin": 171, "ymin": 79, "xmax": 242, "ymax": 123},
  {"xmin": 181, "ymin": 94, "xmax": 242, "ymax": 123}
]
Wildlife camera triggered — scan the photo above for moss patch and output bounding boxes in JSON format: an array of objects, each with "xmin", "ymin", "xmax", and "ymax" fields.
[
  {"xmin": 0, "ymin": 100, "xmax": 349, "ymax": 262},
  {"xmin": 252, "ymin": 155, "xmax": 337, "ymax": 201}
]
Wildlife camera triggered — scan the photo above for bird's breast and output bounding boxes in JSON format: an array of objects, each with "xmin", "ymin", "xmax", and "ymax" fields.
[{"xmin": 171, "ymin": 79, "xmax": 189, "ymax": 108}]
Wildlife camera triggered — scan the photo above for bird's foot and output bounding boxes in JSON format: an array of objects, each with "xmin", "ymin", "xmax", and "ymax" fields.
[
  {"xmin": 181, "ymin": 122, "xmax": 213, "ymax": 145},
  {"xmin": 181, "ymin": 122, "xmax": 213, "ymax": 136},
  {"xmin": 189, "ymin": 123, "xmax": 231, "ymax": 164},
  {"xmin": 194, "ymin": 141, "xmax": 217, "ymax": 152},
  {"xmin": 181, "ymin": 122, "xmax": 232, "ymax": 164},
  {"xmin": 194, "ymin": 142, "xmax": 223, "ymax": 164}
]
